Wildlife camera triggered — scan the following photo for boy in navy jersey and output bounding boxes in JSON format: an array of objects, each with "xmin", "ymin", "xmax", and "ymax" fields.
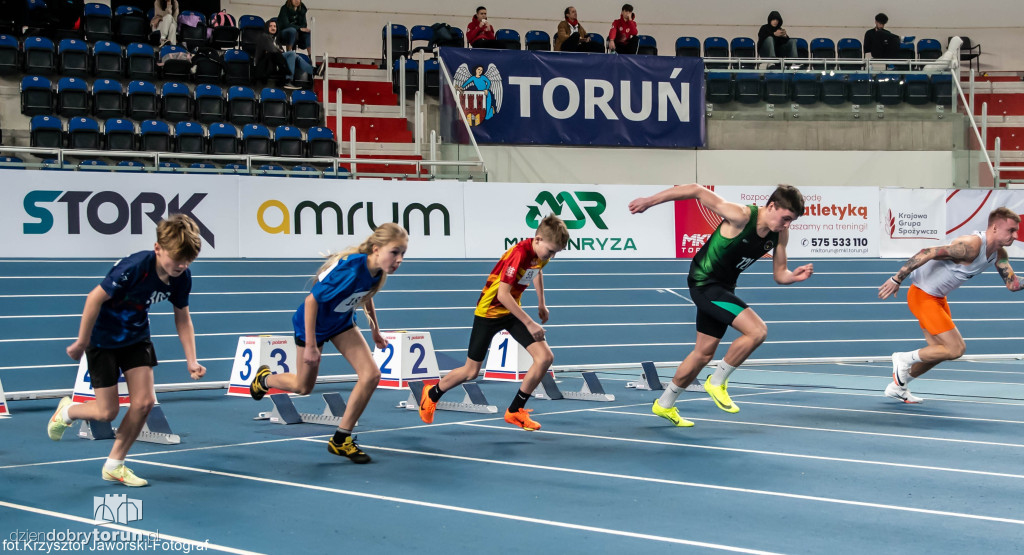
[{"xmin": 47, "ymin": 215, "xmax": 205, "ymax": 487}]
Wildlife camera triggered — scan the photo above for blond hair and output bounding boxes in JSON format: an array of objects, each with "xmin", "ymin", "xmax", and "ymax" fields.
[
  {"xmin": 157, "ymin": 214, "xmax": 202, "ymax": 261},
  {"xmin": 989, "ymin": 207, "xmax": 1020, "ymax": 226},
  {"xmin": 316, "ymin": 223, "xmax": 409, "ymax": 305},
  {"xmin": 537, "ymin": 214, "xmax": 570, "ymax": 250}
]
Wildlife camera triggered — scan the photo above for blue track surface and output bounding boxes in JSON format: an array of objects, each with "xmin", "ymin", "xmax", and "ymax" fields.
[{"xmin": 2, "ymin": 257, "xmax": 1023, "ymax": 554}]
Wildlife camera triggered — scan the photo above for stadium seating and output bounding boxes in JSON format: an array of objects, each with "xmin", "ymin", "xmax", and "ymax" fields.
[
  {"xmin": 260, "ymin": 87, "xmax": 289, "ymax": 127},
  {"xmin": 224, "ymin": 49, "xmax": 252, "ymax": 85},
  {"xmin": 837, "ymin": 38, "xmax": 862, "ymax": 59},
  {"xmin": 291, "ymin": 89, "xmax": 320, "ymax": 128},
  {"xmin": 21, "ymin": 75, "xmax": 54, "ymax": 116},
  {"xmin": 83, "ymin": 3, "xmax": 114, "ymax": 42},
  {"xmin": 703, "ymin": 37, "xmax": 728, "ymax": 69},
  {"xmin": 730, "ymin": 37, "xmax": 756, "ymax": 68},
  {"xmin": 307, "ymin": 126, "xmax": 336, "ymax": 157},
  {"xmin": 496, "ymin": 29, "xmax": 521, "ymax": 50},
  {"xmin": 875, "ymin": 74, "xmax": 903, "ymax": 105},
  {"xmin": 104, "ymin": 118, "xmax": 136, "ymax": 150},
  {"xmin": 274, "ymin": 125, "xmax": 304, "ymax": 157},
  {"xmin": 636, "ymin": 35, "xmax": 657, "ymax": 56},
  {"xmin": 56, "ymin": 77, "xmax": 90, "ymax": 117},
  {"xmin": 674, "ymin": 36, "xmax": 699, "ymax": 57},
  {"xmin": 179, "ymin": 11, "xmax": 207, "ymax": 46},
  {"xmin": 791, "ymin": 73, "xmax": 820, "ymax": 105},
  {"xmin": 227, "ymin": 86, "xmax": 258, "ymax": 125},
  {"xmin": 0, "ymin": 156, "xmax": 24, "ymax": 169},
  {"xmin": 195, "ymin": 84, "xmax": 226, "ymax": 123},
  {"xmin": 114, "ymin": 6, "xmax": 149, "ymax": 45},
  {"xmin": 525, "ymin": 30, "xmax": 550, "ymax": 51},
  {"xmin": 931, "ymin": 74, "xmax": 953, "ymax": 106},
  {"xmin": 241, "ymin": 123, "xmax": 272, "ymax": 154},
  {"xmin": 67, "ymin": 116, "xmax": 101, "ymax": 149},
  {"xmin": 126, "ymin": 80, "xmax": 158, "ymax": 120},
  {"xmin": 238, "ymin": 15, "xmax": 266, "ymax": 55},
  {"xmin": 174, "ymin": 121, "xmax": 205, "ymax": 153},
  {"xmin": 382, "ymin": 24, "xmax": 410, "ymax": 63},
  {"xmin": 848, "ymin": 74, "xmax": 875, "ymax": 105},
  {"xmin": 917, "ymin": 39, "xmax": 942, "ymax": 61},
  {"xmin": 92, "ymin": 41, "xmax": 124, "ymax": 79},
  {"xmin": 24, "ymin": 36, "xmax": 56, "ymax": 74},
  {"xmin": 31, "ymin": 115, "xmax": 64, "ymax": 148},
  {"xmin": 187, "ymin": 162, "xmax": 217, "ymax": 173},
  {"xmin": 290, "ymin": 165, "xmax": 318, "ymax": 178},
  {"xmin": 160, "ymin": 81, "xmax": 191, "ymax": 121},
  {"xmin": 116, "ymin": 160, "xmax": 145, "ymax": 171},
  {"xmin": 57, "ymin": 38, "xmax": 90, "ymax": 77},
  {"xmin": 409, "ymin": 25, "xmax": 434, "ymax": 57},
  {"xmin": 0, "ymin": 34, "xmax": 18, "ymax": 75},
  {"xmin": 705, "ymin": 72, "xmax": 732, "ymax": 104},
  {"xmin": 126, "ymin": 42, "xmax": 156, "ymax": 80},
  {"xmin": 93, "ymin": 79, "xmax": 124, "ymax": 119},
  {"xmin": 820, "ymin": 74, "xmax": 848, "ymax": 105},
  {"xmin": 79, "ymin": 159, "xmax": 110, "ymax": 170},
  {"xmin": 159, "ymin": 45, "xmax": 192, "ymax": 81},
  {"xmin": 734, "ymin": 73, "xmax": 761, "ymax": 104},
  {"xmin": 208, "ymin": 122, "xmax": 240, "ymax": 154},
  {"xmin": 763, "ymin": 73, "xmax": 791, "ymax": 104},
  {"xmin": 904, "ymin": 74, "xmax": 930, "ymax": 105}
]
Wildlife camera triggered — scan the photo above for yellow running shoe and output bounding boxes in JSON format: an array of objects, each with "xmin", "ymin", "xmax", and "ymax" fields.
[
  {"xmin": 327, "ymin": 435, "xmax": 371, "ymax": 464},
  {"xmin": 650, "ymin": 401, "xmax": 694, "ymax": 427},
  {"xmin": 703, "ymin": 376, "xmax": 740, "ymax": 413},
  {"xmin": 102, "ymin": 464, "xmax": 149, "ymax": 487},
  {"xmin": 250, "ymin": 365, "xmax": 271, "ymax": 400},
  {"xmin": 47, "ymin": 396, "xmax": 74, "ymax": 441}
]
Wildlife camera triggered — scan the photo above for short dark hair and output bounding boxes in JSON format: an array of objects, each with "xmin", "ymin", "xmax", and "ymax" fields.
[
  {"xmin": 564, "ymin": 6, "xmax": 571, "ymax": 17},
  {"xmin": 766, "ymin": 184, "xmax": 805, "ymax": 217},
  {"xmin": 621, "ymin": 3, "xmax": 633, "ymax": 12},
  {"xmin": 875, "ymin": 13, "xmax": 888, "ymax": 24},
  {"xmin": 476, "ymin": 6, "xmax": 486, "ymax": 13}
]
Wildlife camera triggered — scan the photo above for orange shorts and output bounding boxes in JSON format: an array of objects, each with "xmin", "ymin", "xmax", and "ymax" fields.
[{"xmin": 907, "ymin": 284, "xmax": 955, "ymax": 335}]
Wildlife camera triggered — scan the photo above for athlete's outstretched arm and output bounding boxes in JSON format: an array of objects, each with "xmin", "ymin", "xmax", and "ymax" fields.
[
  {"xmin": 772, "ymin": 229, "xmax": 814, "ymax": 284},
  {"xmin": 878, "ymin": 234, "xmax": 982, "ymax": 299},
  {"xmin": 995, "ymin": 248, "xmax": 1023, "ymax": 292},
  {"xmin": 628, "ymin": 184, "xmax": 749, "ymax": 229}
]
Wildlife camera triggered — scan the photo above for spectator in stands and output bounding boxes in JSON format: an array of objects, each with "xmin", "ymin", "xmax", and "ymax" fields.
[
  {"xmin": 467, "ymin": 6, "xmax": 502, "ymax": 49},
  {"xmin": 757, "ymin": 10, "xmax": 797, "ymax": 60},
  {"xmin": 607, "ymin": 4, "xmax": 639, "ymax": 54},
  {"xmin": 864, "ymin": 13, "xmax": 901, "ymax": 59},
  {"xmin": 555, "ymin": 6, "xmax": 604, "ymax": 53},
  {"xmin": 151, "ymin": 0, "xmax": 180, "ymax": 46},
  {"xmin": 277, "ymin": 0, "xmax": 311, "ymax": 54},
  {"xmin": 257, "ymin": 19, "xmax": 314, "ymax": 89}
]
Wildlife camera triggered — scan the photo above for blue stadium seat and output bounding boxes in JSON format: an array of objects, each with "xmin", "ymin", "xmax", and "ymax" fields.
[
  {"xmin": 227, "ymin": 86, "xmax": 258, "ymax": 125},
  {"xmin": 260, "ymin": 87, "xmax": 289, "ymax": 127},
  {"xmin": 931, "ymin": 74, "xmax": 953, "ymax": 106},
  {"xmin": 79, "ymin": 159, "xmax": 110, "ymax": 171},
  {"xmin": 24, "ymin": 36, "xmax": 56, "ymax": 74},
  {"xmin": 763, "ymin": 73, "xmax": 791, "ymax": 104},
  {"xmin": 382, "ymin": 23, "xmax": 410, "ymax": 62},
  {"xmin": 274, "ymin": 125, "xmax": 304, "ymax": 157},
  {"xmin": 730, "ymin": 37, "xmax": 756, "ymax": 67},
  {"xmin": 293, "ymin": 53, "xmax": 315, "ymax": 89},
  {"xmin": 92, "ymin": 41, "xmax": 124, "ymax": 79},
  {"xmin": 237, "ymin": 15, "xmax": 266, "ymax": 55},
  {"xmin": 223, "ymin": 49, "xmax": 252, "ymax": 85},
  {"xmin": 126, "ymin": 80, "xmax": 158, "ymax": 120},
  {"xmin": 21, "ymin": 75, "xmax": 53, "ymax": 116},
  {"xmin": 586, "ymin": 32, "xmax": 603, "ymax": 49},
  {"xmin": 0, "ymin": 34, "xmax": 19, "ymax": 75},
  {"xmin": 307, "ymin": 126, "xmax": 336, "ymax": 157},
  {"xmin": 187, "ymin": 162, "xmax": 218, "ymax": 173},
  {"xmin": 139, "ymin": 119, "xmax": 171, "ymax": 151},
  {"xmin": 210, "ymin": 14, "xmax": 240, "ymax": 49},
  {"xmin": 156, "ymin": 161, "xmax": 181, "ymax": 172},
  {"xmin": 525, "ymin": 30, "xmax": 550, "ymax": 51},
  {"xmin": 674, "ymin": 36, "xmax": 699, "ymax": 57},
  {"xmin": 734, "ymin": 72, "xmax": 762, "ymax": 104},
  {"xmin": 290, "ymin": 165, "xmax": 318, "ymax": 178},
  {"xmin": 116, "ymin": 160, "xmax": 145, "ymax": 172},
  {"xmin": 820, "ymin": 74, "xmax": 848, "ymax": 105},
  {"xmin": 104, "ymin": 118, "xmax": 136, "ymax": 150},
  {"xmin": 241, "ymin": 123, "xmax": 272, "ymax": 155},
  {"xmin": 837, "ymin": 38, "xmax": 862, "ymax": 59},
  {"xmin": 83, "ymin": 3, "xmax": 114, "ymax": 42},
  {"xmin": 208, "ymin": 122, "xmax": 240, "ymax": 154},
  {"xmin": 424, "ymin": 58, "xmax": 440, "ymax": 97},
  {"xmin": 290, "ymin": 89, "xmax": 320, "ymax": 128},
  {"xmin": 791, "ymin": 73, "xmax": 820, "ymax": 105},
  {"xmin": 904, "ymin": 74, "xmax": 930, "ymax": 105},
  {"xmin": 407, "ymin": 24, "xmax": 434, "ymax": 57},
  {"xmin": 179, "ymin": 11, "xmax": 207, "ymax": 46},
  {"xmin": 194, "ymin": 84, "xmax": 226, "ymax": 124},
  {"xmin": 68, "ymin": 117, "xmax": 101, "ymax": 149},
  {"xmin": 705, "ymin": 72, "xmax": 732, "ymax": 104},
  {"xmin": 114, "ymin": 6, "xmax": 149, "ymax": 45},
  {"xmin": 126, "ymin": 42, "xmax": 156, "ymax": 80},
  {"xmin": 917, "ymin": 39, "xmax": 942, "ymax": 61},
  {"xmin": 323, "ymin": 166, "xmax": 351, "ymax": 179},
  {"xmin": 223, "ymin": 162, "xmax": 248, "ymax": 174},
  {"xmin": 193, "ymin": 48, "xmax": 223, "ymax": 83},
  {"xmin": 31, "ymin": 115, "xmax": 64, "ymax": 148},
  {"xmin": 57, "ymin": 38, "xmax": 89, "ymax": 76},
  {"xmin": 159, "ymin": 45, "xmax": 192, "ymax": 81},
  {"xmin": 257, "ymin": 164, "xmax": 285, "ymax": 176},
  {"xmin": 636, "ymin": 35, "xmax": 657, "ymax": 56},
  {"xmin": 57, "ymin": 76, "xmax": 90, "ymax": 117},
  {"xmin": 161, "ymin": 81, "xmax": 191, "ymax": 122},
  {"xmin": 848, "ymin": 74, "xmax": 875, "ymax": 105},
  {"xmin": 92, "ymin": 79, "xmax": 124, "ymax": 119},
  {"xmin": 41, "ymin": 158, "xmax": 71, "ymax": 171},
  {"xmin": 703, "ymin": 37, "xmax": 728, "ymax": 69},
  {"xmin": 876, "ymin": 73, "xmax": 903, "ymax": 105},
  {"xmin": 0, "ymin": 156, "xmax": 24, "ymax": 169},
  {"xmin": 495, "ymin": 28, "xmax": 521, "ymax": 50},
  {"xmin": 810, "ymin": 38, "xmax": 835, "ymax": 59},
  {"xmin": 174, "ymin": 121, "xmax": 205, "ymax": 154},
  {"xmin": 794, "ymin": 37, "xmax": 809, "ymax": 59}
]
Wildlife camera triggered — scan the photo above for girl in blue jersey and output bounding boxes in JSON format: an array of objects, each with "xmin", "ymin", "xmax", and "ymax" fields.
[
  {"xmin": 47, "ymin": 215, "xmax": 205, "ymax": 487},
  {"xmin": 250, "ymin": 223, "xmax": 408, "ymax": 463}
]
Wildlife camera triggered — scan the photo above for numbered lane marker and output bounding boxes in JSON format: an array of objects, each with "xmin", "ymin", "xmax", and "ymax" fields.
[
  {"xmin": 483, "ymin": 330, "xmax": 533, "ymax": 381},
  {"xmin": 72, "ymin": 357, "xmax": 130, "ymax": 405},
  {"xmin": 372, "ymin": 331, "xmax": 440, "ymax": 389},
  {"xmin": 227, "ymin": 335, "xmax": 296, "ymax": 396}
]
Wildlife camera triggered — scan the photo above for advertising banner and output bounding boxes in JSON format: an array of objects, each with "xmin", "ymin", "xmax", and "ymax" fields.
[
  {"xmin": 945, "ymin": 189, "xmax": 1024, "ymax": 257},
  {"xmin": 463, "ymin": 183, "xmax": 675, "ymax": 258},
  {"xmin": 438, "ymin": 48, "xmax": 705, "ymax": 148},
  {"xmin": 675, "ymin": 185, "xmax": 879, "ymax": 258},
  {"xmin": 236, "ymin": 178, "xmax": 466, "ymax": 258},
  {"xmin": 2, "ymin": 170, "xmax": 239, "ymax": 257},
  {"xmin": 879, "ymin": 188, "xmax": 946, "ymax": 257}
]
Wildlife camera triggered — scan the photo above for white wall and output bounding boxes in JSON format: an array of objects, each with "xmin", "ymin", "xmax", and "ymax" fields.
[
  {"xmin": 224, "ymin": 0, "xmax": 1021, "ymax": 70},
  {"xmin": 478, "ymin": 147, "xmax": 954, "ymax": 188}
]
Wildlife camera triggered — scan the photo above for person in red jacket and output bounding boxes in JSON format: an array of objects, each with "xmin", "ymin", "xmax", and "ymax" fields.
[
  {"xmin": 608, "ymin": 3, "xmax": 639, "ymax": 54},
  {"xmin": 467, "ymin": 6, "xmax": 503, "ymax": 49}
]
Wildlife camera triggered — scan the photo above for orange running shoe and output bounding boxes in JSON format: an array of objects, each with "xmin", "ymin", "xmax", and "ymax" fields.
[
  {"xmin": 504, "ymin": 408, "xmax": 541, "ymax": 431},
  {"xmin": 418, "ymin": 384, "xmax": 437, "ymax": 424}
]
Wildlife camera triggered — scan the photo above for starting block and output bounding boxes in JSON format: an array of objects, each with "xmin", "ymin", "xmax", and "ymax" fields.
[
  {"xmin": 227, "ymin": 335, "xmax": 296, "ymax": 397},
  {"xmin": 534, "ymin": 372, "xmax": 615, "ymax": 402},
  {"xmin": 372, "ymin": 331, "xmax": 440, "ymax": 389},
  {"xmin": 625, "ymin": 361, "xmax": 703, "ymax": 392},
  {"xmin": 71, "ymin": 357, "xmax": 180, "ymax": 444},
  {"xmin": 0, "ymin": 377, "xmax": 8, "ymax": 417},
  {"xmin": 255, "ymin": 392, "xmax": 347, "ymax": 426},
  {"xmin": 398, "ymin": 380, "xmax": 497, "ymax": 414},
  {"xmin": 78, "ymin": 404, "xmax": 181, "ymax": 445},
  {"xmin": 483, "ymin": 330, "xmax": 532, "ymax": 381}
]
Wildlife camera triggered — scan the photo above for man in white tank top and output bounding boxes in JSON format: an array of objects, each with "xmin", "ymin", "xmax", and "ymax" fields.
[{"xmin": 877, "ymin": 207, "xmax": 1021, "ymax": 403}]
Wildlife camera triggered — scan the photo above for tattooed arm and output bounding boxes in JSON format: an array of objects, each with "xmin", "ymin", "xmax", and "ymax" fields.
[
  {"xmin": 995, "ymin": 248, "xmax": 1023, "ymax": 292},
  {"xmin": 878, "ymin": 235, "xmax": 981, "ymax": 299}
]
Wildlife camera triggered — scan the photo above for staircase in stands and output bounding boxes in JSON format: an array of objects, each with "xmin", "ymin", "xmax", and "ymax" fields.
[
  {"xmin": 965, "ymin": 74, "xmax": 1024, "ymax": 183},
  {"xmin": 316, "ymin": 61, "xmax": 427, "ymax": 178}
]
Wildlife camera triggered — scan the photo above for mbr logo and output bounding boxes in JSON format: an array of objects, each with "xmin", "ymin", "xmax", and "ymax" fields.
[
  {"xmin": 23, "ymin": 190, "xmax": 215, "ymax": 247},
  {"xmin": 525, "ymin": 191, "xmax": 607, "ymax": 230}
]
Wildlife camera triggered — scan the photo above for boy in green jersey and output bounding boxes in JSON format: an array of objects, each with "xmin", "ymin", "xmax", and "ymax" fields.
[{"xmin": 629, "ymin": 184, "xmax": 813, "ymax": 426}]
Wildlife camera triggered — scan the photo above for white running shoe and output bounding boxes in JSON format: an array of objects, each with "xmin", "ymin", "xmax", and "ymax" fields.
[
  {"xmin": 885, "ymin": 382, "xmax": 922, "ymax": 404},
  {"xmin": 891, "ymin": 352, "xmax": 911, "ymax": 387}
]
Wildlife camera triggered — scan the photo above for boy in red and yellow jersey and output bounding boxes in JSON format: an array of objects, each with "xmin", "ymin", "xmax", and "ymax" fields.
[{"xmin": 419, "ymin": 215, "xmax": 570, "ymax": 430}]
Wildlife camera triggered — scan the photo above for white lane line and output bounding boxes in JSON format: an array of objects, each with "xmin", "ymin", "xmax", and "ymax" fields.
[
  {"xmin": 736, "ymin": 400, "xmax": 1024, "ymax": 424},
  {"xmin": 458, "ymin": 422, "xmax": 1024, "ymax": 482},
  {"xmin": 297, "ymin": 440, "xmax": 1024, "ymax": 527},
  {"xmin": 0, "ymin": 500, "xmax": 261, "ymax": 555},
  {"xmin": 657, "ymin": 288, "xmax": 693, "ymax": 303},
  {"xmin": 123, "ymin": 459, "xmax": 780, "ymax": 554}
]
